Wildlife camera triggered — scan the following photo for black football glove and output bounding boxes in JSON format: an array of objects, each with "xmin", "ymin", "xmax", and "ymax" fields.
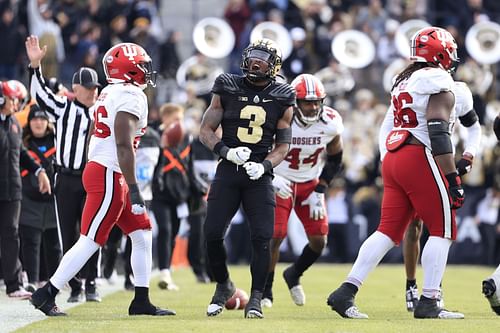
[
  {"xmin": 129, "ymin": 183, "xmax": 146, "ymax": 215},
  {"xmin": 456, "ymin": 153, "xmax": 473, "ymax": 176},
  {"xmin": 445, "ymin": 172, "xmax": 465, "ymax": 209}
]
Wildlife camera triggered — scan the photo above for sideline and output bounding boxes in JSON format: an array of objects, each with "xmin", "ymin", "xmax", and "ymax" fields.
[{"xmin": 0, "ymin": 276, "xmax": 128, "ymax": 333}]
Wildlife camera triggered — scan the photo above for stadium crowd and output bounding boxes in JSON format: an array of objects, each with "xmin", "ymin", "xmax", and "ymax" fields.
[{"xmin": 0, "ymin": 0, "xmax": 499, "ymax": 305}]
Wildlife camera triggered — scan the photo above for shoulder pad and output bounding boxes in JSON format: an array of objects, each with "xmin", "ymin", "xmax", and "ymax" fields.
[
  {"xmin": 407, "ymin": 68, "xmax": 454, "ymax": 95},
  {"xmin": 268, "ymin": 82, "xmax": 295, "ymax": 106},
  {"xmin": 321, "ymin": 106, "xmax": 344, "ymax": 135},
  {"xmin": 212, "ymin": 73, "xmax": 242, "ymax": 95},
  {"xmin": 453, "ymin": 81, "xmax": 473, "ymax": 117}
]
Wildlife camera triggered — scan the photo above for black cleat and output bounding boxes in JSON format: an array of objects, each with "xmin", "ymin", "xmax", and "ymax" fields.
[
  {"xmin": 406, "ymin": 285, "xmax": 419, "ymax": 312},
  {"xmin": 245, "ymin": 291, "xmax": 264, "ymax": 319},
  {"xmin": 30, "ymin": 288, "xmax": 67, "ymax": 317},
  {"xmin": 128, "ymin": 300, "xmax": 176, "ymax": 316},
  {"xmin": 67, "ymin": 288, "xmax": 83, "ymax": 303},
  {"xmin": 206, "ymin": 280, "xmax": 236, "ymax": 317},
  {"xmin": 282, "ymin": 266, "xmax": 300, "ymax": 290},
  {"xmin": 482, "ymin": 278, "xmax": 500, "ymax": 315},
  {"xmin": 414, "ymin": 295, "xmax": 463, "ymax": 319},
  {"xmin": 85, "ymin": 282, "xmax": 102, "ymax": 302},
  {"xmin": 327, "ymin": 283, "xmax": 368, "ymax": 319}
]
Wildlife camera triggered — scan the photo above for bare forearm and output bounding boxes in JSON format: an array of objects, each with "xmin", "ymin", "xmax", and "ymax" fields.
[
  {"xmin": 200, "ymin": 127, "xmax": 221, "ymax": 151},
  {"xmin": 265, "ymin": 143, "xmax": 289, "ymax": 167},
  {"xmin": 434, "ymin": 153, "xmax": 457, "ymax": 175},
  {"xmin": 117, "ymin": 143, "xmax": 137, "ymax": 185}
]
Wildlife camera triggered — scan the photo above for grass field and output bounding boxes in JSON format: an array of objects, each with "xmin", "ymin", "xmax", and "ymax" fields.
[{"xmin": 17, "ymin": 264, "xmax": 500, "ymax": 333}]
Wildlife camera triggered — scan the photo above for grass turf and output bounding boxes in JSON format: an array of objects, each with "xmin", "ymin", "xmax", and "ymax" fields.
[{"xmin": 17, "ymin": 264, "xmax": 500, "ymax": 333}]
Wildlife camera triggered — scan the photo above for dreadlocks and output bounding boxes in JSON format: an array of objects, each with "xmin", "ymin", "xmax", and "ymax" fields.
[{"xmin": 391, "ymin": 62, "xmax": 428, "ymax": 92}]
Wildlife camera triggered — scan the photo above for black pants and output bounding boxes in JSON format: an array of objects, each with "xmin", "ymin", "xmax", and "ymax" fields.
[
  {"xmin": 152, "ymin": 199, "xmax": 180, "ymax": 270},
  {"xmin": 327, "ymin": 223, "xmax": 349, "ymax": 263},
  {"xmin": 188, "ymin": 212, "xmax": 208, "ymax": 276},
  {"xmin": 204, "ymin": 161, "xmax": 275, "ymax": 242},
  {"xmin": 479, "ymin": 223, "xmax": 497, "ymax": 266},
  {"xmin": 204, "ymin": 160, "xmax": 275, "ymax": 291},
  {"xmin": 19, "ymin": 225, "xmax": 61, "ymax": 283},
  {"xmin": 55, "ymin": 173, "xmax": 99, "ymax": 290},
  {"xmin": 0, "ymin": 200, "xmax": 23, "ymax": 293}
]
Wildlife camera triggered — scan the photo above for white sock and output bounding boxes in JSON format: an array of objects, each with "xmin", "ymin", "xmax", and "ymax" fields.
[
  {"xmin": 50, "ymin": 235, "xmax": 100, "ymax": 290},
  {"xmin": 129, "ymin": 229, "xmax": 153, "ymax": 287},
  {"xmin": 421, "ymin": 236, "xmax": 451, "ymax": 299},
  {"xmin": 346, "ymin": 231, "xmax": 394, "ymax": 288},
  {"xmin": 493, "ymin": 264, "xmax": 500, "ymax": 277}
]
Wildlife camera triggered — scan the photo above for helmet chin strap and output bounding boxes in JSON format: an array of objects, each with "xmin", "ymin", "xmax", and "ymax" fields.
[{"xmin": 296, "ymin": 107, "xmax": 320, "ymax": 125}]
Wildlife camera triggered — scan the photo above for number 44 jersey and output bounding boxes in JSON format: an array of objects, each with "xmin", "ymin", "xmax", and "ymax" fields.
[
  {"xmin": 88, "ymin": 83, "xmax": 148, "ymax": 173},
  {"xmin": 275, "ymin": 106, "xmax": 344, "ymax": 183}
]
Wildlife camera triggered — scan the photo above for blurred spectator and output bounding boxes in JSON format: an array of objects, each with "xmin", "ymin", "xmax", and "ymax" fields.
[
  {"xmin": 157, "ymin": 30, "xmax": 181, "ymax": 106},
  {"xmin": 19, "ymin": 105, "xmax": 61, "ymax": 291},
  {"xmin": 282, "ymin": 27, "xmax": 311, "ymax": 80},
  {"xmin": 27, "ymin": 0, "xmax": 65, "ymax": 79},
  {"xmin": 475, "ymin": 188, "xmax": 500, "ymax": 265},
  {"xmin": 376, "ymin": 19, "xmax": 400, "ymax": 66},
  {"xmin": 0, "ymin": 3, "xmax": 26, "ymax": 80},
  {"xmin": 0, "ymin": 80, "xmax": 51, "ymax": 300}
]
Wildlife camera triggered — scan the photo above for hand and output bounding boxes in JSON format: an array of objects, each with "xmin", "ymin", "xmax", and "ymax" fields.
[
  {"xmin": 37, "ymin": 170, "xmax": 51, "ymax": 195},
  {"xmin": 129, "ymin": 183, "xmax": 146, "ymax": 215},
  {"xmin": 226, "ymin": 146, "xmax": 251, "ymax": 165},
  {"xmin": 445, "ymin": 173, "xmax": 465, "ymax": 209},
  {"xmin": 243, "ymin": 161, "xmax": 265, "ymax": 180},
  {"xmin": 25, "ymin": 35, "xmax": 47, "ymax": 68},
  {"xmin": 456, "ymin": 153, "xmax": 473, "ymax": 176},
  {"xmin": 272, "ymin": 174, "xmax": 292, "ymax": 199},
  {"xmin": 301, "ymin": 191, "xmax": 326, "ymax": 220}
]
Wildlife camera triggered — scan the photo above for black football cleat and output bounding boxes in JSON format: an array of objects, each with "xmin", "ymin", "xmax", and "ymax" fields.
[
  {"xmin": 206, "ymin": 279, "xmax": 236, "ymax": 317},
  {"xmin": 414, "ymin": 295, "xmax": 463, "ymax": 319},
  {"xmin": 128, "ymin": 300, "xmax": 176, "ymax": 316},
  {"xmin": 482, "ymin": 278, "xmax": 500, "ymax": 315},
  {"xmin": 85, "ymin": 282, "xmax": 102, "ymax": 302},
  {"xmin": 67, "ymin": 288, "xmax": 83, "ymax": 303},
  {"xmin": 327, "ymin": 283, "xmax": 368, "ymax": 319},
  {"xmin": 245, "ymin": 291, "xmax": 264, "ymax": 319},
  {"xmin": 30, "ymin": 288, "xmax": 67, "ymax": 317}
]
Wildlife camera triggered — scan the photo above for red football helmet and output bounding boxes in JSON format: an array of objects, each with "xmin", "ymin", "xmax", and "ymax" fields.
[
  {"xmin": 102, "ymin": 42, "xmax": 156, "ymax": 89},
  {"xmin": 0, "ymin": 80, "xmax": 27, "ymax": 111},
  {"xmin": 410, "ymin": 26, "xmax": 459, "ymax": 72},
  {"xmin": 291, "ymin": 74, "xmax": 326, "ymax": 124},
  {"xmin": 7, "ymin": 80, "xmax": 29, "ymax": 111}
]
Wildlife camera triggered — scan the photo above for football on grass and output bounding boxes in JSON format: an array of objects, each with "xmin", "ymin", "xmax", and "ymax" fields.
[
  {"xmin": 164, "ymin": 121, "xmax": 184, "ymax": 148},
  {"xmin": 225, "ymin": 288, "xmax": 249, "ymax": 310}
]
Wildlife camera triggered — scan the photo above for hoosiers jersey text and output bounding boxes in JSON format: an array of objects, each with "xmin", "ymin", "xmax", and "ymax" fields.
[
  {"xmin": 88, "ymin": 84, "xmax": 148, "ymax": 172},
  {"xmin": 390, "ymin": 67, "xmax": 455, "ymax": 150},
  {"xmin": 275, "ymin": 106, "xmax": 344, "ymax": 183},
  {"xmin": 212, "ymin": 73, "xmax": 295, "ymax": 162}
]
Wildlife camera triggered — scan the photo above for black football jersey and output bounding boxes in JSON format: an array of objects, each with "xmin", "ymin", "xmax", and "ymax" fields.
[{"xmin": 212, "ymin": 73, "xmax": 295, "ymax": 162}]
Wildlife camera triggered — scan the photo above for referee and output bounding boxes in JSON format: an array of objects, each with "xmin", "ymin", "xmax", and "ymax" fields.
[{"xmin": 26, "ymin": 36, "xmax": 101, "ymax": 303}]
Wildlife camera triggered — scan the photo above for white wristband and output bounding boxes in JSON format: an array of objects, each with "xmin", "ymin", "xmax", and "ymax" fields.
[{"xmin": 35, "ymin": 167, "xmax": 45, "ymax": 177}]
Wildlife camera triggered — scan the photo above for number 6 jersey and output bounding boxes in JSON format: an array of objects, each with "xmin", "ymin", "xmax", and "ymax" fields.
[
  {"xmin": 275, "ymin": 106, "xmax": 344, "ymax": 183},
  {"xmin": 88, "ymin": 83, "xmax": 148, "ymax": 173}
]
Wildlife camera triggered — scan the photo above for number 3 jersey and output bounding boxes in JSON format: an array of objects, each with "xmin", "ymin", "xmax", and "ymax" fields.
[
  {"xmin": 88, "ymin": 83, "xmax": 148, "ymax": 173},
  {"xmin": 274, "ymin": 106, "xmax": 344, "ymax": 183},
  {"xmin": 212, "ymin": 73, "xmax": 295, "ymax": 162},
  {"xmin": 390, "ymin": 67, "xmax": 455, "ymax": 149}
]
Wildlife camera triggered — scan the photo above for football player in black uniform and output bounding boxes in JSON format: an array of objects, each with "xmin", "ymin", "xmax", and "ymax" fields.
[{"xmin": 200, "ymin": 38, "xmax": 295, "ymax": 319}]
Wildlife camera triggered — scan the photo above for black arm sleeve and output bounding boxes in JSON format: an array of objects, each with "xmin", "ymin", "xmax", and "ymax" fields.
[
  {"xmin": 427, "ymin": 119, "xmax": 453, "ymax": 155},
  {"xmin": 318, "ymin": 150, "xmax": 343, "ymax": 185},
  {"xmin": 458, "ymin": 110, "xmax": 478, "ymax": 128},
  {"xmin": 494, "ymin": 116, "xmax": 500, "ymax": 141},
  {"xmin": 275, "ymin": 127, "xmax": 292, "ymax": 144}
]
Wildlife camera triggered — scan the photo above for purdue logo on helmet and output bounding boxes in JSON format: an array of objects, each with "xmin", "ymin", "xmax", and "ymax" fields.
[
  {"xmin": 410, "ymin": 27, "xmax": 459, "ymax": 73},
  {"xmin": 240, "ymin": 38, "xmax": 283, "ymax": 82},
  {"xmin": 102, "ymin": 42, "xmax": 156, "ymax": 90},
  {"xmin": 291, "ymin": 74, "xmax": 326, "ymax": 125}
]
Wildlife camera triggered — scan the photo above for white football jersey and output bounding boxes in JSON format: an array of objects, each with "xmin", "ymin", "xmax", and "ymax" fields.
[
  {"xmin": 275, "ymin": 106, "xmax": 344, "ymax": 183},
  {"xmin": 390, "ymin": 67, "xmax": 455, "ymax": 149},
  {"xmin": 88, "ymin": 83, "xmax": 148, "ymax": 172},
  {"xmin": 453, "ymin": 81, "xmax": 473, "ymax": 118}
]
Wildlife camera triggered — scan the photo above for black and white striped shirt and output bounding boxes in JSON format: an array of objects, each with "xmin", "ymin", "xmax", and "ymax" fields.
[{"xmin": 29, "ymin": 66, "xmax": 92, "ymax": 171}]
